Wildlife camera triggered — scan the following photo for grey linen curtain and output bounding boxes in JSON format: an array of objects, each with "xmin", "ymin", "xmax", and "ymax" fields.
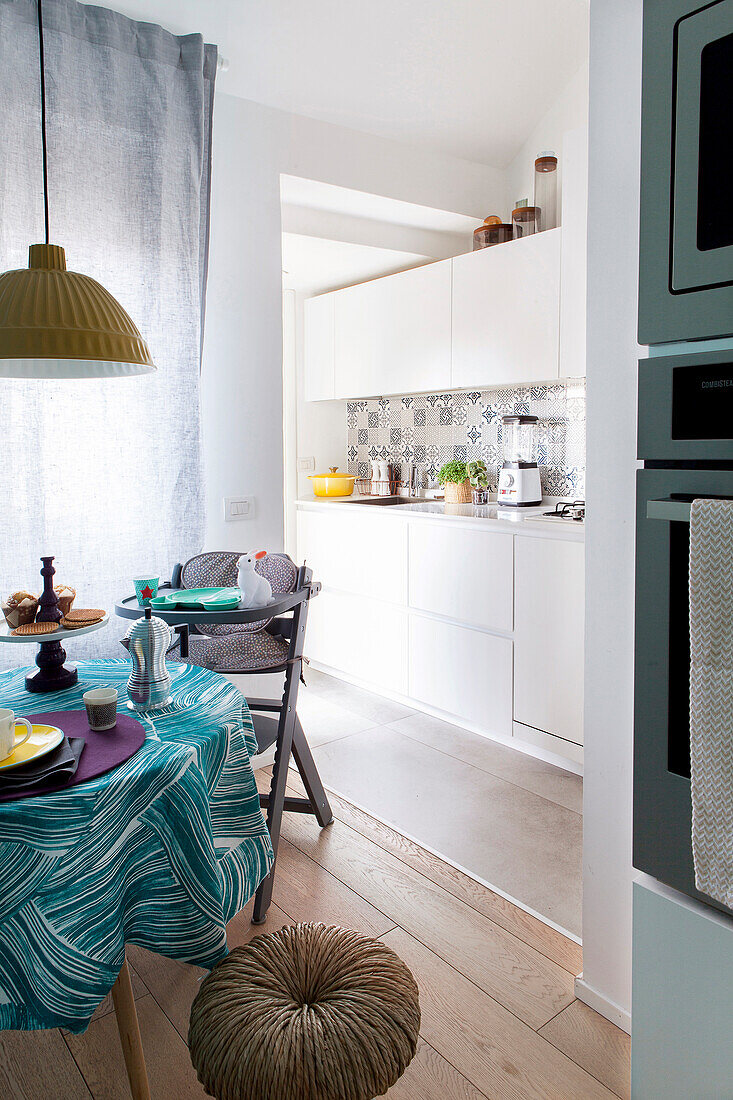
[{"xmin": 0, "ymin": 0, "xmax": 216, "ymax": 661}]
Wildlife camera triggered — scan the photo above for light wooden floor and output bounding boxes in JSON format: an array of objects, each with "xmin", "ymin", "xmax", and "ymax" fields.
[{"xmin": 0, "ymin": 765, "xmax": 630, "ymax": 1100}]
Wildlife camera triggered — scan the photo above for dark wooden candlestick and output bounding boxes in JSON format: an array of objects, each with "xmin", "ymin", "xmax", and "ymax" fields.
[
  {"xmin": 25, "ymin": 555, "xmax": 78, "ymax": 693},
  {"xmin": 36, "ymin": 555, "xmax": 61, "ymax": 624}
]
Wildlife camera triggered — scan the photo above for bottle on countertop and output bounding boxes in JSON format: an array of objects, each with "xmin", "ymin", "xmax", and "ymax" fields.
[{"xmin": 378, "ymin": 460, "xmax": 391, "ymax": 496}]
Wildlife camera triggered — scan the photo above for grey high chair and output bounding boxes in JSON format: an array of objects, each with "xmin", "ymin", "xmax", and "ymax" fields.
[{"xmin": 169, "ymin": 551, "xmax": 333, "ymax": 923}]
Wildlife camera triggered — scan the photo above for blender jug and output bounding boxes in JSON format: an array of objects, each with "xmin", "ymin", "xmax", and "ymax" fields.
[{"xmin": 498, "ymin": 415, "xmax": 542, "ymax": 506}]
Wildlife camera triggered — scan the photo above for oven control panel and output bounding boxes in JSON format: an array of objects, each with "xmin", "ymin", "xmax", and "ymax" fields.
[{"xmin": 638, "ymin": 351, "xmax": 733, "ymax": 462}]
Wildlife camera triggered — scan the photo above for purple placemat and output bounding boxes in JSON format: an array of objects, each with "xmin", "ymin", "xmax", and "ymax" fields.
[{"xmin": 0, "ymin": 711, "xmax": 146, "ymax": 802}]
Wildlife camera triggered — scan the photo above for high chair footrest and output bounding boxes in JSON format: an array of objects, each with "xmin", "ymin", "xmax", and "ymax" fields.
[{"xmin": 259, "ymin": 794, "xmax": 317, "ymax": 815}]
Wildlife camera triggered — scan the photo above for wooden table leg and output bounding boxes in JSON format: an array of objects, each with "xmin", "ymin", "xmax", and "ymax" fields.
[{"xmin": 111, "ymin": 957, "xmax": 152, "ymax": 1100}]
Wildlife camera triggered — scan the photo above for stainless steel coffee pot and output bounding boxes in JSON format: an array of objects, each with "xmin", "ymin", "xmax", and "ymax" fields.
[{"xmin": 120, "ymin": 607, "xmax": 173, "ymax": 711}]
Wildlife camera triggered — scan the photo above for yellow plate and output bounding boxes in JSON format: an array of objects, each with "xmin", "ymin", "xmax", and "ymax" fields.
[{"xmin": 0, "ymin": 723, "xmax": 64, "ymax": 771}]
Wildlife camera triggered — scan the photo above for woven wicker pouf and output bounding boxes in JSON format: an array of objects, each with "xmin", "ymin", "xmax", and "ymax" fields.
[{"xmin": 188, "ymin": 922, "xmax": 420, "ymax": 1100}]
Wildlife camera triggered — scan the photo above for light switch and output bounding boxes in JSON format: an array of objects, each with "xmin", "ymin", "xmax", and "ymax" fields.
[
  {"xmin": 297, "ymin": 456, "xmax": 316, "ymax": 472},
  {"xmin": 224, "ymin": 496, "xmax": 254, "ymax": 521}
]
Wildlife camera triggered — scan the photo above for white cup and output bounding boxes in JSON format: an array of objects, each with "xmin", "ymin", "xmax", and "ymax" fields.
[{"xmin": 0, "ymin": 708, "xmax": 32, "ymax": 761}]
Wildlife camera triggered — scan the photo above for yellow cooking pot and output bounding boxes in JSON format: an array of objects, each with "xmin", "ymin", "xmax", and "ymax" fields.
[{"xmin": 309, "ymin": 467, "xmax": 356, "ymax": 497}]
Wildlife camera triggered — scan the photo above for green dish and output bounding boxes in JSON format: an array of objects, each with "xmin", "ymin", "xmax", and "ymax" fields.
[{"xmin": 150, "ymin": 587, "xmax": 242, "ymax": 611}]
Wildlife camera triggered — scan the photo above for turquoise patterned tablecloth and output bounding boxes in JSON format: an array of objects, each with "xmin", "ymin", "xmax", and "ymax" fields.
[{"xmin": 0, "ymin": 659, "xmax": 273, "ymax": 1033}]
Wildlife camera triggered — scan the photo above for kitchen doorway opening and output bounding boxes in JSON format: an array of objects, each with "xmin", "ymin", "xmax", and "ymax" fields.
[{"xmin": 274, "ymin": 173, "xmax": 585, "ymax": 945}]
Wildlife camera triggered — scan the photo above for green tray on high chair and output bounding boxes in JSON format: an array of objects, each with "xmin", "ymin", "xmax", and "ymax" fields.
[{"xmin": 150, "ymin": 587, "xmax": 242, "ymax": 611}]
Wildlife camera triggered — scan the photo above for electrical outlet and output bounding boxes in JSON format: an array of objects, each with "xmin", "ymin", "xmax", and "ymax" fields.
[
  {"xmin": 297, "ymin": 456, "xmax": 315, "ymax": 472},
  {"xmin": 224, "ymin": 496, "xmax": 254, "ymax": 521}
]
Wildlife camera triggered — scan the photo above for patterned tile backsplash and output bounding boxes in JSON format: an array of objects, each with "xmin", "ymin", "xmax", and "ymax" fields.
[{"xmin": 346, "ymin": 379, "xmax": 586, "ymax": 498}]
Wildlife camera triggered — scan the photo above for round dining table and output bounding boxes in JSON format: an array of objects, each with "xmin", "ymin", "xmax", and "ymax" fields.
[{"xmin": 0, "ymin": 658, "xmax": 273, "ymax": 1098}]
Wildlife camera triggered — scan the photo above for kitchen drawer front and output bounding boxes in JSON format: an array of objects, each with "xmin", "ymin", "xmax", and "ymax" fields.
[
  {"xmin": 408, "ymin": 614, "xmax": 513, "ymax": 736},
  {"xmin": 307, "ymin": 588, "xmax": 408, "ymax": 695},
  {"xmin": 513, "ymin": 536, "xmax": 585, "ymax": 745},
  {"xmin": 297, "ymin": 508, "xmax": 407, "ymax": 604},
  {"xmin": 408, "ymin": 523, "xmax": 513, "ymax": 631}
]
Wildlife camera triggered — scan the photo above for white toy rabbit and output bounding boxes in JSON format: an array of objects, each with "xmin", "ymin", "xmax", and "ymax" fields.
[{"xmin": 237, "ymin": 551, "xmax": 273, "ymax": 609}]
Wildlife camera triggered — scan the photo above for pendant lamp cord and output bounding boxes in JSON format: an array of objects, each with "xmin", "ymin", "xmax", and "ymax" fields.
[{"xmin": 37, "ymin": 0, "xmax": 50, "ymax": 245}]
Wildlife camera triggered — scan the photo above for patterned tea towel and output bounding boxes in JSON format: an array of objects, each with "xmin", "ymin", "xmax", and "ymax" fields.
[{"xmin": 689, "ymin": 498, "xmax": 733, "ymax": 907}]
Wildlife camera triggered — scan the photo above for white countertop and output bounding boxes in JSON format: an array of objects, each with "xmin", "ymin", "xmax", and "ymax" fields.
[{"xmin": 297, "ymin": 495, "xmax": 585, "ymax": 542}]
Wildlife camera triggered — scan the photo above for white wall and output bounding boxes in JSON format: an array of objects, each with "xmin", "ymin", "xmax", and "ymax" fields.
[
  {"xmin": 201, "ymin": 92, "xmax": 506, "ymax": 552},
  {"xmin": 284, "ymin": 200, "xmax": 466, "ymax": 551},
  {"xmin": 579, "ymin": 0, "xmax": 643, "ymax": 1031},
  {"xmin": 504, "ymin": 61, "xmax": 589, "ymax": 222},
  {"xmin": 291, "ymin": 292, "xmax": 348, "ymax": 532}
]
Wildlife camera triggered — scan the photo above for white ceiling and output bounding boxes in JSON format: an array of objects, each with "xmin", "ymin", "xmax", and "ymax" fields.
[{"xmin": 100, "ymin": 0, "xmax": 589, "ymax": 167}]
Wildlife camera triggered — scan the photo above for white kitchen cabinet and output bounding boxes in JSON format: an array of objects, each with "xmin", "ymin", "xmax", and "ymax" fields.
[
  {"xmin": 297, "ymin": 504, "xmax": 584, "ymax": 765},
  {"xmin": 408, "ymin": 523, "xmax": 513, "ymax": 632},
  {"xmin": 307, "ymin": 588, "xmax": 408, "ymax": 695},
  {"xmin": 451, "ymin": 229, "xmax": 561, "ymax": 389},
  {"xmin": 333, "ymin": 260, "xmax": 452, "ymax": 398},
  {"xmin": 297, "ymin": 507, "xmax": 407, "ymax": 605},
  {"xmin": 409, "ymin": 613, "xmax": 513, "ymax": 736},
  {"xmin": 513, "ymin": 535, "xmax": 585, "ymax": 745},
  {"xmin": 304, "ymin": 293, "xmax": 335, "ymax": 401}
]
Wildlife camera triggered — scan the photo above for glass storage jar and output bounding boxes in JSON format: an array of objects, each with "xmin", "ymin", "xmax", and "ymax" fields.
[
  {"xmin": 512, "ymin": 200, "xmax": 540, "ymax": 238},
  {"xmin": 534, "ymin": 151, "xmax": 558, "ymax": 231},
  {"xmin": 473, "ymin": 217, "xmax": 513, "ymax": 249}
]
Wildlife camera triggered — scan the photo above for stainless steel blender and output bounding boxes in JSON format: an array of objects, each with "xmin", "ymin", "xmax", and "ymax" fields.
[{"xmin": 497, "ymin": 414, "xmax": 542, "ymax": 506}]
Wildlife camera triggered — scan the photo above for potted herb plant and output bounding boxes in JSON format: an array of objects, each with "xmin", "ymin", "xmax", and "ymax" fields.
[
  {"xmin": 437, "ymin": 459, "xmax": 472, "ymax": 504},
  {"xmin": 467, "ymin": 459, "xmax": 490, "ymax": 505}
]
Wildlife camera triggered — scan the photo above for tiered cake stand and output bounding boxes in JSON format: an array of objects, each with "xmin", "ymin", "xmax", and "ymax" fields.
[{"xmin": 0, "ymin": 555, "xmax": 109, "ymax": 693}]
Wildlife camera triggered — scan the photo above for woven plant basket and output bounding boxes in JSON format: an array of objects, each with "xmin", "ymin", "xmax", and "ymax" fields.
[{"xmin": 443, "ymin": 478, "xmax": 472, "ymax": 504}]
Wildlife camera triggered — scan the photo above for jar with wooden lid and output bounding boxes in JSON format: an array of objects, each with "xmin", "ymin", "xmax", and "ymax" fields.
[
  {"xmin": 473, "ymin": 216, "xmax": 513, "ymax": 250},
  {"xmin": 534, "ymin": 150, "xmax": 558, "ymax": 231},
  {"xmin": 512, "ymin": 199, "xmax": 539, "ymax": 238}
]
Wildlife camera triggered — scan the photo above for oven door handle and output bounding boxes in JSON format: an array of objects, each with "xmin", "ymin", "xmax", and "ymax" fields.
[{"xmin": 646, "ymin": 499, "xmax": 692, "ymax": 523}]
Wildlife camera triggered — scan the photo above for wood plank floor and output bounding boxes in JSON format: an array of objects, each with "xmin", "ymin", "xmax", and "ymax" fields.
[{"xmin": 0, "ymin": 766, "xmax": 629, "ymax": 1100}]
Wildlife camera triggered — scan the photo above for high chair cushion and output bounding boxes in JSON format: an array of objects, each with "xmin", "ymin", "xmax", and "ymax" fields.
[
  {"xmin": 180, "ymin": 552, "xmax": 298, "ymax": 635},
  {"xmin": 183, "ymin": 631, "xmax": 290, "ymax": 673}
]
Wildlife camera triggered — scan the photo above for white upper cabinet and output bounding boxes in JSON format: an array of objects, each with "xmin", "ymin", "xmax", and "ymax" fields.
[
  {"xmin": 303, "ymin": 293, "xmax": 335, "ymax": 401},
  {"xmin": 304, "ymin": 225, "xmax": 571, "ymax": 400},
  {"xmin": 333, "ymin": 261, "xmax": 452, "ymax": 399},
  {"xmin": 451, "ymin": 228, "xmax": 561, "ymax": 390}
]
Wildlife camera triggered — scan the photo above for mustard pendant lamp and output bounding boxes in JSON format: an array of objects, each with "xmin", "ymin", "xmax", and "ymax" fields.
[{"xmin": 0, "ymin": 0, "xmax": 155, "ymax": 378}]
